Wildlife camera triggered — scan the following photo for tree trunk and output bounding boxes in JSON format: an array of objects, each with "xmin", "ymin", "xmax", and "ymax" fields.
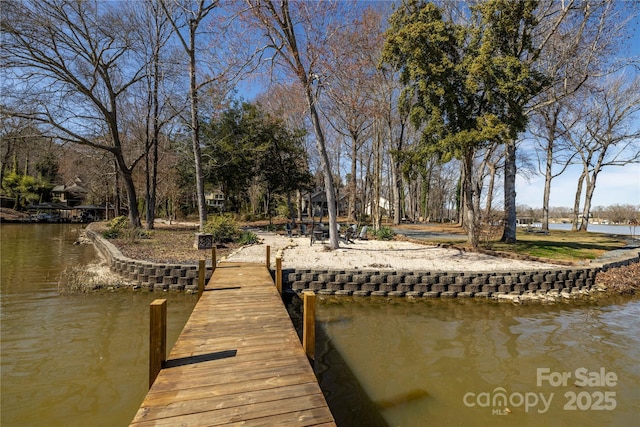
[
  {"xmin": 579, "ymin": 177, "xmax": 594, "ymax": 231},
  {"xmin": 485, "ymin": 163, "xmax": 496, "ymax": 219},
  {"xmin": 542, "ymin": 139, "xmax": 553, "ymax": 232},
  {"xmin": 458, "ymin": 165, "xmax": 465, "ymax": 228},
  {"xmin": 305, "ymin": 89, "xmax": 339, "ymax": 248},
  {"xmin": 372, "ymin": 122, "xmax": 383, "ymax": 231},
  {"xmin": 296, "ymin": 189, "xmax": 302, "ymax": 222},
  {"xmin": 501, "ymin": 140, "xmax": 517, "ymax": 243},
  {"xmin": 287, "ymin": 190, "xmax": 296, "ymax": 227},
  {"xmin": 146, "ymin": 50, "xmax": 161, "ymax": 231},
  {"xmin": 114, "ymin": 162, "xmax": 121, "ymax": 217},
  {"xmin": 390, "ymin": 119, "xmax": 405, "ymax": 226},
  {"xmin": 422, "ymin": 167, "xmax": 432, "ymax": 222},
  {"xmin": 115, "ymin": 157, "xmax": 141, "ymax": 228},
  {"xmin": 571, "ymin": 169, "xmax": 586, "ymax": 231},
  {"xmin": 348, "ymin": 132, "xmax": 357, "ymax": 223},
  {"xmin": 391, "ymin": 156, "xmax": 402, "ymax": 225},
  {"xmin": 189, "ymin": 24, "xmax": 207, "ymax": 232},
  {"xmin": 463, "ymin": 151, "xmax": 478, "ymax": 248}
]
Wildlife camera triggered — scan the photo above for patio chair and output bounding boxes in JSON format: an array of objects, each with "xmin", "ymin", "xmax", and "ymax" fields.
[
  {"xmin": 341, "ymin": 227, "xmax": 355, "ymax": 244},
  {"xmin": 357, "ymin": 225, "xmax": 368, "ymax": 240}
]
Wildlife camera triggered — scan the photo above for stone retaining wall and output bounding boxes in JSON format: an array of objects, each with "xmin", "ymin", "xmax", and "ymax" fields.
[
  {"xmin": 87, "ymin": 226, "xmax": 638, "ymax": 298},
  {"xmin": 282, "ymin": 252, "xmax": 639, "ymax": 298},
  {"xmin": 86, "ymin": 229, "xmax": 212, "ymax": 291}
]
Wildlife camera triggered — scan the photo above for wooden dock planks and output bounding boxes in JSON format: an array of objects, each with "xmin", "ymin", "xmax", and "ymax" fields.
[{"xmin": 130, "ymin": 262, "xmax": 336, "ymax": 427}]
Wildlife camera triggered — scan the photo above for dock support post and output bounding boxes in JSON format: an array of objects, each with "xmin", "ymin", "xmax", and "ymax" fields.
[
  {"xmin": 211, "ymin": 247, "xmax": 216, "ymax": 273},
  {"xmin": 276, "ymin": 257, "xmax": 282, "ymax": 295},
  {"xmin": 266, "ymin": 245, "xmax": 270, "ymax": 269},
  {"xmin": 198, "ymin": 259, "xmax": 205, "ymax": 298},
  {"xmin": 149, "ymin": 299, "xmax": 167, "ymax": 388},
  {"xmin": 303, "ymin": 292, "xmax": 316, "ymax": 361}
]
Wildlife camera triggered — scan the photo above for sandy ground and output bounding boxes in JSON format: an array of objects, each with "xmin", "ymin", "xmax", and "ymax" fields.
[{"xmin": 223, "ymin": 230, "xmax": 563, "ymax": 272}]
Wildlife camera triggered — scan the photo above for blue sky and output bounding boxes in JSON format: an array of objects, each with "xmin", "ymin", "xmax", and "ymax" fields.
[{"xmin": 240, "ymin": 6, "xmax": 639, "ymax": 210}]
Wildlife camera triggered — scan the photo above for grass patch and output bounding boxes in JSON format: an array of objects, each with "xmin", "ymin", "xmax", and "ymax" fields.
[{"xmin": 487, "ymin": 230, "xmax": 629, "ymax": 262}]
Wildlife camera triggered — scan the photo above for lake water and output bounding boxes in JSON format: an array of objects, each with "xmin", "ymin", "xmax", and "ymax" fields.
[
  {"xmin": 548, "ymin": 223, "xmax": 638, "ymax": 237},
  {"xmin": 0, "ymin": 224, "xmax": 197, "ymax": 426},
  {"xmin": 315, "ymin": 297, "xmax": 640, "ymax": 426},
  {"xmin": 2, "ymin": 223, "xmax": 639, "ymax": 426}
]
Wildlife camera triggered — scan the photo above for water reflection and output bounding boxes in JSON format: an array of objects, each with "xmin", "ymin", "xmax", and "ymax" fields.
[
  {"xmin": 315, "ymin": 297, "xmax": 640, "ymax": 427},
  {"xmin": 1, "ymin": 224, "xmax": 197, "ymax": 427}
]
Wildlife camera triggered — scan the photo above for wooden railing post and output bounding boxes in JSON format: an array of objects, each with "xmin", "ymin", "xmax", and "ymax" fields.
[
  {"xmin": 266, "ymin": 245, "xmax": 271, "ymax": 269},
  {"xmin": 211, "ymin": 246, "xmax": 217, "ymax": 273},
  {"xmin": 276, "ymin": 256, "xmax": 282, "ymax": 295},
  {"xmin": 149, "ymin": 299, "xmax": 167, "ymax": 389},
  {"xmin": 198, "ymin": 259, "xmax": 205, "ymax": 298},
  {"xmin": 303, "ymin": 291, "xmax": 316, "ymax": 361}
]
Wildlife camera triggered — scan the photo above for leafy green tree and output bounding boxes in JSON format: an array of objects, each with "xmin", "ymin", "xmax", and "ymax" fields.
[
  {"xmin": 2, "ymin": 171, "xmax": 47, "ymax": 209},
  {"xmin": 34, "ymin": 151, "xmax": 59, "ymax": 186},
  {"xmin": 256, "ymin": 115, "xmax": 313, "ymax": 224},
  {"xmin": 1, "ymin": 170, "xmax": 22, "ymax": 208},
  {"xmin": 202, "ymin": 101, "xmax": 311, "ymax": 218},
  {"xmin": 382, "ymin": 0, "xmax": 546, "ymax": 247},
  {"xmin": 469, "ymin": 0, "xmax": 547, "ymax": 243},
  {"xmin": 382, "ymin": 1, "xmax": 498, "ymax": 247},
  {"xmin": 202, "ymin": 102, "xmax": 269, "ymax": 212}
]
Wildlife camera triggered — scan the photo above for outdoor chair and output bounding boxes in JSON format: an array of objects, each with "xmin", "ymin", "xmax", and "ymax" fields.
[
  {"xmin": 310, "ymin": 223, "xmax": 328, "ymax": 246},
  {"xmin": 341, "ymin": 227, "xmax": 355, "ymax": 244},
  {"xmin": 357, "ymin": 225, "xmax": 368, "ymax": 240}
]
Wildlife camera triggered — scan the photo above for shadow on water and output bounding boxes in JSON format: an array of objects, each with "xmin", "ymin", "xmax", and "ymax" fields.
[
  {"xmin": 284, "ymin": 291, "xmax": 389, "ymax": 427},
  {"xmin": 284, "ymin": 291, "xmax": 640, "ymax": 427}
]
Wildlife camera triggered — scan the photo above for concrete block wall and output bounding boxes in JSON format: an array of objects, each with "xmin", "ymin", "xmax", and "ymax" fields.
[
  {"xmin": 86, "ymin": 229, "xmax": 211, "ymax": 291},
  {"xmin": 282, "ymin": 251, "xmax": 639, "ymax": 298},
  {"xmin": 87, "ymin": 226, "xmax": 638, "ymax": 297}
]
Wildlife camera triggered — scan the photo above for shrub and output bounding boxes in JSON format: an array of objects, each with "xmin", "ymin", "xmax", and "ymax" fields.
[
  {"xmin": 265, "ymin": 224, "xmax": 279, "ymax": 232},
  {"xmin": 102, "ymin": 215, "xmax": 128, "ymax": 239},
  {"xmin": 204, "ymin": 214, "xmax": 239, "ymax": 243},
  {"xmin": 372, "ymin": 226, "xmax": 395, "ymax": 240},
  {"xmin": 241, "ymin": 213, "xmax": 255, "ymax": 222},
  {"xmin": 237, "ymin": 231, "xmax": 259, "ymax": 245},
  {"xmin": 101, "ymin": 215, "xmax": 150, "ymax": 242}
]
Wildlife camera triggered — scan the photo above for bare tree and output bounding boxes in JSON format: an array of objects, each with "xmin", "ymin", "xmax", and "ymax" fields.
[
  {"xmin": 242, "ymin": 0, "xmax": 353, "ymax": 249},
  {"xmin": 321, "ymin": 7, "xmax": 384, "ymax": 224},
  {"xmin": 564, "ymin": 75, "xmax": 640, "ymax": 231},
  {"xmin": 529, "ymin": 0, "xmax": 637, "ymax": 232},
  {"xmin": 130, "ymin": 0, "xmax": 181, "ymax": 229},
  {"xmin": 1, "ymin": 0, "xmax": 148, "ymax": 226},
  {"xmin": 604, "ymin": 204, "xmax": 639, "ymax": 225},
  {"xmin": 530, "ymin": 97, "xmax": 577, "ymax": 231},
  {"xmin": 159, "ymin": 0, "xmax": 219, "ymax": 231}
]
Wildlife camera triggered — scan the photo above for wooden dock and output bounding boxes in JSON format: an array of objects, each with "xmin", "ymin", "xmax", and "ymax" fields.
[{"xmin": 130, "ymin": 262, "xmax": 336, "ymax": 427}]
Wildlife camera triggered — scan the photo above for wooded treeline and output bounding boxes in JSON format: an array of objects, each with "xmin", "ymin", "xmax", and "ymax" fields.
[{"xmin": 1, "ymin": 0, "xmax": 638, "ymax": 248}]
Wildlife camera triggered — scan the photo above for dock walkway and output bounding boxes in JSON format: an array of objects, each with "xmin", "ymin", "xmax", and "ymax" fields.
[{"xmin": 130, "ymin": 262, "xmax": 335, "ymax": 427}]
